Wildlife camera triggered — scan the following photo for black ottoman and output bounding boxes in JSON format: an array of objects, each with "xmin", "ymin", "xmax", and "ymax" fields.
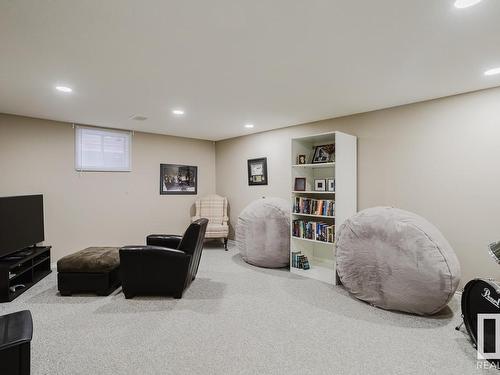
[{"xmin": 57, "ymin": 247, "xmax": 120, "ymax": 296}]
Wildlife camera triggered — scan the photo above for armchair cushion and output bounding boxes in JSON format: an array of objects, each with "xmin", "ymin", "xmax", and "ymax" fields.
[{"xmin": 206, "ymin": 223, "xmax": 229, "ymax": 236}]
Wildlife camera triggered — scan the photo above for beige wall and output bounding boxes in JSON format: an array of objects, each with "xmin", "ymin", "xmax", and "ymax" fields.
[
  {"xmin": 0, "ymin": 114, "xmax": 216, "ymax": 260},
  {"xmin": 216, "ymin": 86, "xmax": 500, "ymax": 285},
  {"xmin": 2, "ymin": 87, "xmax": 500, "ymax": 284}
]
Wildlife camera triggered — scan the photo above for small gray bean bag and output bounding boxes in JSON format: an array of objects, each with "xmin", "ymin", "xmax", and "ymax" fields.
[
  {"xmin": 336, "ymin": 207, "xmax": 461, "ymax": 315},
  {"xmin": 237, "ymin": 197, "xmax": 290, "ymax": 268}
]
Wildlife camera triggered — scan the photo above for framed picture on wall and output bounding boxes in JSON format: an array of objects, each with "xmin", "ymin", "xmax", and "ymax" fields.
[
  {"xmin": 160, "ymin": 164, "xmax": 198, "ymax": 195},
  {"xmin": 247, "ymin": 157, "xmax": 268, "ymax": 186}
]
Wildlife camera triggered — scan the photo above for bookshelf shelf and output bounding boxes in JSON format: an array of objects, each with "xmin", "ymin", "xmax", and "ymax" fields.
[
  {"xmin": 292, "ymin": 191, "xmax": 335, "ymax": 194},
  {"xmin": 292, "ymin": 236, "xmax": 334, "ymax": 245},
  {"xmin": 292, "ymin": 213, "xmax": 335, "ymax": 219},
  {"xmin": 292, "ymin": 162, "xmax": 335, "ymax": 168},
  {"xmin": 290, "ymin": 131, "xmax": 357, "ymax": 286}
]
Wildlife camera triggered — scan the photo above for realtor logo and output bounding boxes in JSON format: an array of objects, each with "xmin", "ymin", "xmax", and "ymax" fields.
[{"xmin": 477, "ymin": 314, "xmax": 500, "ymax": 360}]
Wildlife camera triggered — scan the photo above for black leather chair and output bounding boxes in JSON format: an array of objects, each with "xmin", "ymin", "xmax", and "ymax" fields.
[
  {"xmin": 119, "ymin": 218, "xmax": 208, "ymax": 299},
  {"xmin": 0, "ymin": 310, "xmax": 32, "ymax": 375}
]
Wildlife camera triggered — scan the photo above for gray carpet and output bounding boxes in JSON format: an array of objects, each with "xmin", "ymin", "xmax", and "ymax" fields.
[{"xmin": 0, "ymin": 242, "xmax": 492, "ymax": 374}]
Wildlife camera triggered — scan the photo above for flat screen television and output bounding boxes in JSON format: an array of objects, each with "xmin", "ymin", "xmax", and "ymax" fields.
[{"xmin": 0, "ymin": 194, "xmax": 44, "ymax": 258}]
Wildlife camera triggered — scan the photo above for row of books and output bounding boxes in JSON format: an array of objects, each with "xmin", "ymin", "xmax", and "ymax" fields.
[
  {"xmin": 292, "ymin": 220, "xmax": 334, "ymax": 243},
  {"xmin": 293, "ymin": 197, "xmax": 334, "ymax": 217},
  {"xmin": 291, "ymin": 251, "xmax": 310, "ymax": 270}
]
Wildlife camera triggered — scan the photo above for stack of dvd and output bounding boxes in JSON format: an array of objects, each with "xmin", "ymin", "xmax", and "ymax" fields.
[{"xmin": 291, "ymin": 251, "xmax": 310, "ymax": 270}]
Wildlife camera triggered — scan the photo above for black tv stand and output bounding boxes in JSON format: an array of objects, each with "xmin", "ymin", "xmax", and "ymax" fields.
[
  {"xmin": 6, "ymin": 248, "xmax": 35, "ymax": 259},
  {"xmin": 0, "ymin": 246, "xmax": 51, "ymax": 302}
]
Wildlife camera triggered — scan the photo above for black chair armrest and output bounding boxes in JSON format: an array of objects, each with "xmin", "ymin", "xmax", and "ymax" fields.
[
  {"xmin": 120, "ymin": 245, "xmax": 186, "ymax": 256},
  {"xmin": 119, "ymin": 245, "xmax": 192, "ymax": 297},
  {"xmin": 0, "ymin": 310, "xmax": 33, "ymax": 351},
  {"xmin": 146, "ymin": 235, "xmax": 182, "ymax": 249}
]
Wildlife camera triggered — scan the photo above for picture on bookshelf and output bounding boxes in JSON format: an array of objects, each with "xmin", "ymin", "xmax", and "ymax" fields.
[
  {"xmin": 294, "ymin": 177, "xmax": 306, "ymax": 191},
  {"xmin": 327, "ymin": 179, "xmax": 335, "ymax": 192},
  {"xmin": 247, "ymin": 157, "xmax": 268, "ymax": 186},
  {"xmin": 314, "ymin": 179, "xmax": 326, "ymax": 191},
  {"xmin": 311, "ymin": 144, "xmax": 335, "ymax": 164},
  {"xmin": 297, "ymin": 154, "xmax": 306, "ymax": 164},
  {"xmin": 293, "ymin": 197, "xmax": 335, "ymax": 217}
]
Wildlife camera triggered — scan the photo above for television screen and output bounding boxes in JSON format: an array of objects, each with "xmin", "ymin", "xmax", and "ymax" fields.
[{"xmin": 0, "ymin": 194, "xmax": 44, "ymax": 258}]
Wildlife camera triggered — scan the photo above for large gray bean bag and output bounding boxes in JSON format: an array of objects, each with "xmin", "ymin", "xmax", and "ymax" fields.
[
  {"xmin": 237, "ymin": 197, "xmax": 290, "ymax": 268},
  {"xmin": 336, "ymin": 207, "xmax": 461, "ymax": 315}
]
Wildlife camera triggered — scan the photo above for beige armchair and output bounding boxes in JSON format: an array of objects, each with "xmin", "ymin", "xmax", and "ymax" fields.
[{"xmin": 192, "ymin": 194, "xmax": 229, "ymax": 250}]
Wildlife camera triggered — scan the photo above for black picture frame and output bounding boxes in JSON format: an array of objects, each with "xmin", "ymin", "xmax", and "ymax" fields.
[
  {"xmin": 160, "ymin": 164, "xmax": 198, "ymax": 195},
  {"xmin": 294, "ymin": 177, "xmax": 306, "ymax": 191},
  {"xmin": 247, "ymin": 157, "xmax": 268, "ymax": 186},
  {"xmin": 312, "ymin": 144, "xmax": 335, "ymax": 164}
]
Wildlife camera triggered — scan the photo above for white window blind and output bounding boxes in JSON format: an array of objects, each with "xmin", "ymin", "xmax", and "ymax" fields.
[{"xmin": 75, "ymin": 126, "xmax": 132, "ymax": 171}]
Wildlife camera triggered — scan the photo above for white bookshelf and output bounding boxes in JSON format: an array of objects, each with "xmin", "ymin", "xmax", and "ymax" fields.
[{"xmin": 290, "ymin": 131, "xmax": 357, "ymax": 285}]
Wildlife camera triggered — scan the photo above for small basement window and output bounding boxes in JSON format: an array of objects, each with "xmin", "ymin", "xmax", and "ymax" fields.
[{"xmin": 75, "ymin": 126, "xmax": 132, "ymax": 171}]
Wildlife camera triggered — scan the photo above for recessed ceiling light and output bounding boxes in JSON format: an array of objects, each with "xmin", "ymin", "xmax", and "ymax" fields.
[
  {"xmin": 484, "ymin": 67, "xmax": 500, "ymax": 76},
  {"xmin": 244, "ymin": 124, "xmax": 254, "ymax": 129},
  {"xmin": 129, "ymin": 115, "xmax": 148, "ymax": 121},
  {"xmin": 454, "ymin": 0, "xmax": 482, "ymax": 9},
  {"xmin": 55, "ymin": 85, "xmax": 72, "ymax": 93},
  {"xmin": 172, "ymin": 109, "xmax": 185, "ymax": 115}
]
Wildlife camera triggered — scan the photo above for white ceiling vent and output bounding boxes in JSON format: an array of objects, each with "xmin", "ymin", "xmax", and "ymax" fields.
[{"xmin": 129, "ymin": 115, "xmax": 148, "ymax": 121}]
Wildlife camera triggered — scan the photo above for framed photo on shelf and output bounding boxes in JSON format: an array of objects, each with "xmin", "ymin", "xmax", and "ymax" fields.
[
  {"xmin": 314, "ymin": 179, "xmax": 326, "ymax": 191},
  {"xmin": 297, "ymin": 154, "xmax": 306, "ymax": 165},
  {"xmin": 294, "ymin": 177, "xmax": 306, "ymax": 191},
  {"xmin": 311, "ymin": 144, "xmax": 335, "ymax": 164},
  {"xmin": 160, "ymin": 164, "xmax": 197, "ymax": 195},
  {"xmin": 247, "ymin": 157, "xmax": 268, "ymax": 185},
  {"xmin": 327, "ymin": 179, "xmax": 335, "ymax": 192}
]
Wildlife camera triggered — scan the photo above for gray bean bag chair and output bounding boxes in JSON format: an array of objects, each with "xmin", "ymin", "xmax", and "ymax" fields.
[
  {"xmin": 237, "ymin": 197, "xmax": 290, "ymax": 268},
  {"xmin": 336, "ymin": 207, "xmax": 461, "ymax": 315}
]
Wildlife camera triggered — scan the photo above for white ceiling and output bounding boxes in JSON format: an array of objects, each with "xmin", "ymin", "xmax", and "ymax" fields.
[{"xmin": 1, "ymin": 1, "xmax": 499, "ymax": 141}]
